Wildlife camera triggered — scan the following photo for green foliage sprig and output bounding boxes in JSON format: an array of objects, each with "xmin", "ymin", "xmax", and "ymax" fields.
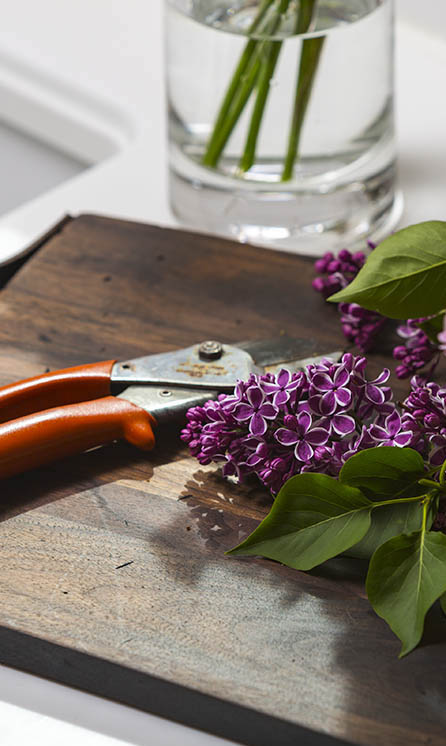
[
  {"xmin": 228, "ymin": 447, "xmax": 446, "ymax": 656},
  {"xmin": 223, "ymin": 219, "xmax": 446, "ymax": 657}
]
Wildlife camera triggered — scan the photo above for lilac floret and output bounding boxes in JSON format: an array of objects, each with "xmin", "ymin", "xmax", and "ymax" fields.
[
  {"xmin": 369, "ymin": 410, "xmax": 413, "ymax": 447},
  {"xmin": 262, "ymin": 368, "xmax": 303, "ymax": 407},
  {"xmin": 275, "ymin": 411, "xmax": 329, "ymax": 463},
  {"xmin": 361, "ymin": 368, "xmax": 391, "ymax": 405},
  {"xmin": 393, "ymin": 318, "xmax": 440, "ymax": 379},
  {"xmin": 338, "ymin": 302, "xmax": 387, "ymax": 353},
  {"xmin": 312, "ymin": 244, "xmax": 387, "ymax": 354},
  {"xmin": 310, "ymin": 365, "xmax": 352, "ymax": 415},
  {"xmin": 400, "ymin": 376, "xmax": 446, "ymax": 469},
  {"xmin": 234, "ymin": 385, "xmax": 278, "ymax": 436},
  {"xmin": 438, "ymin": 315, "xmax": 446, "ymax": 352},
  {"xmin": 312, "ymin": 248, "xmax": 367, "ymax": 299}
]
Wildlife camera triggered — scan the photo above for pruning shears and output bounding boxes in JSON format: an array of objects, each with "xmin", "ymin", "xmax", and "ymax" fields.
[{"xmin": 0, "ymin": 338, "xmax": 342, "ymax": 479}]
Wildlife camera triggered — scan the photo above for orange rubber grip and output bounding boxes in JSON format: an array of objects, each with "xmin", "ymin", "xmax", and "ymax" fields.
[
  {"xmin": 0, "ymin": 396, "xmax": 156, "ymax": 479},
  {"xmin": 0, "ymin": 360, "xmax": 115, "ymax": 424}
]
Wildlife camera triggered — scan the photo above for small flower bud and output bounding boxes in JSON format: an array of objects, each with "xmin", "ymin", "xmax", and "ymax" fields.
[{"xmin": 338, "ymin": 249, "xmax": 351, "ymax": 261}]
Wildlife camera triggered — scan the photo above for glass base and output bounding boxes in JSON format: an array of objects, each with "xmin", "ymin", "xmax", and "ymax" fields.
[{"xmin": 170, "ymin": 162, "xmax": 403, "ymax": 256}]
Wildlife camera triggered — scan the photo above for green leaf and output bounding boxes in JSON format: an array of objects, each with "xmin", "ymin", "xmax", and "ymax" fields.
[
  {"xmin": 339, "ymin": 447, "xmax": 426, "ymax": 500},
  {"xmin": 346, "ymin": 502, "xmax": 427, "ymax": 560},
  {"xmin": 328, "ymin": 221, "xmax": 446, "ymax": 318},
  {"xmin": 419, "ymin": 312, "xmax": 445, "ymax": 344},
  {"xmin": 366, "ymin": 529, "xmax": 446, "ymax": 656},
  {"xmin": 340, "ymin": 448, "xmax": 429, "ymax": 559},
  {"xmin": 227, "ymin": 473, "xmax": 372, "ymax": 570}
]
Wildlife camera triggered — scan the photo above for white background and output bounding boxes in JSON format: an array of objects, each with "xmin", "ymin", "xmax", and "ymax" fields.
[{"xmin": 0, "ymin": 1, "xmax": 445, "ymax": 744}]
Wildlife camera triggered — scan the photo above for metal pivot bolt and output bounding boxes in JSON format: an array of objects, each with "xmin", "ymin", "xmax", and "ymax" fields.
[{"xmin": 198, "ymin": 340, "xmax": 223, "ymax": 361}]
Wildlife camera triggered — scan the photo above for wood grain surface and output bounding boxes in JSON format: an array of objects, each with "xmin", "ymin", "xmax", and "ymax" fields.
[{"xmin": 0, "ymin": 215, "xmax": 445, "ymax": 746}]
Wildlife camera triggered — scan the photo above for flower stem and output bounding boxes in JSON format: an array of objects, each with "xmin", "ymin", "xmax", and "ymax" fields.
[
  {"xmin": 440, "ymin": 458, "xmax": 446, "ymax": 486},
  {"xmin": 418, "ymin": 478, "xmax": 441, "ymax": 491},
  {"xmin": 294, "ymin": 0, "xmax": 317, "ymax": 33},
  {"xmin": 201, "ymin": 0, "xmax": 276, "ymax": 168},
  {"xmin": 282, "ymin": 3, "xmax": 324, "ymax": 181},
  {"xmin": 202, "ymin": 0, "xmax": 325, "ymax": 180},
  {"xmin": 421, "ymin": 497, "xmax": 429, "ymax": 533},
  {"xmin": 238, "ymin": 0, "xmax": 291, "ymax": 173},
  {"xmin": 371, "ymin": 495, "xmax": 428, "ymax": 509}
]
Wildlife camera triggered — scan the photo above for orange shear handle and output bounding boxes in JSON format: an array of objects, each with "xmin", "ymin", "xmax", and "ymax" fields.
[
  {"xmin": 0, "ymin": 397, "xmax": 156, "ymax": 479},
  {"xmin": 0, "ymin": 361, "xmax": 116, "ymax": 423}
]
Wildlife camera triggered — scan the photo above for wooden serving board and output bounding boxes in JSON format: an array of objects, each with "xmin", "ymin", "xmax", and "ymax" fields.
[{"xmin": 0, "ymin": 215, "xmax": 445, "ymax": 746}]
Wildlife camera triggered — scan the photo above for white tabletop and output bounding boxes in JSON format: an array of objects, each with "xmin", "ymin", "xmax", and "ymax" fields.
[
  {"xmin": 0, "ymin": 1, "xmax": 445, "ymax": 744},
  {"xmin": 0, "ymin": 0, "xmax": 445, "ymax": 265}
]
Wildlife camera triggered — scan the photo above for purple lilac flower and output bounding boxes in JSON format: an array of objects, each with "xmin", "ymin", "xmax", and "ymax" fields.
[
  {"xmin": 356, "ymin": 367, "xmax": 391, "ymax": 405},
  {"xmin": 312, "ymin": 244, "xmax": 387, "ymax": 354},
  {"xmin": 312, "ymin": 248, "xmax": 367, "ymax": 299},
  {"xmin": 276, "ymin": 412, "xmax": 329, "ymax": 462},
  {"xmin": 369, "ymin": 410, "xmax": 412, "ymax": 447},
  {"xmin": 400, "ymin": 376, "xmax": 446, "ymax": 468},
  {"xmin": 438, "ymin": 315, "xmax": 446, "ymax": 352},
  {"xmin": 429, "ymin": 435, "xmax": 446, "ymax": 467},
  {"xmin": 262, "ymin": 368, "xmax": 303, "ymax": 406},
  {"xmin": 233, "ymin": 385, "xmax": 278, "ymax": 436},
  {"xmin": 258, "ymin": 454, "xmax": 294, "ymax": 494},
  {"xmin": 181, "ymin": 353, "xmax": 409, "ymax": 495},
  {"xmin": 309, "ymin": 365, "xmax": 352, "ymax": 414},
  {"xmin": 393, "ymin": 318, "xmax": 440, "ymax": 379},
  {"xmin": 338, "ymin": 302, "xmax": 387, "ymax": 353}
]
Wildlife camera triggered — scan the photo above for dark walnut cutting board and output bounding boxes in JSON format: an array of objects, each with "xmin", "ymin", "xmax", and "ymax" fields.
[{"xmin": 0, "ymin": 215, "xmax": 445, "ymax": 746}]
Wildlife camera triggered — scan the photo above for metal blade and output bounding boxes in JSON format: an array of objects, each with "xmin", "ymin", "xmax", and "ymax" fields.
[
  {"xmin": 236, "ymin": 336, "xmax": 343, "ymax": 370},
  {"xmin": 112, "ymin": 338, "xmax": 344, "ymax": 393},
  {"xmin": 264, "ymin": 351, "xmax": 344, "ymax": 377},
  {"xmin": 118, "ymin": 385, "xmax": 219, "ymax": 424},
  {"xmin": 112, "ymin": 343, "xmax": 261, "ymax": 391}
]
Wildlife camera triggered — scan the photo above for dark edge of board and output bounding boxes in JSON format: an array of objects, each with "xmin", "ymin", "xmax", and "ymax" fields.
[
  {"xmin": 0, "ymin": 624, "xmax": 354, "ymax": 746},
  {"xmin": 0, "ymin": 214, "xmax": 74, "ymax": 288}
]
